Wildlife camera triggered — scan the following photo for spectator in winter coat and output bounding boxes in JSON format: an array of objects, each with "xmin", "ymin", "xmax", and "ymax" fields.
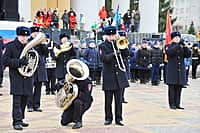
[
  {"xmin": 98, "ymin": 6, "xmax": 107, "ymax": 21},
  {"xmin": 150, "ymin": 41, "xmax": 163, "ymax": 86}
]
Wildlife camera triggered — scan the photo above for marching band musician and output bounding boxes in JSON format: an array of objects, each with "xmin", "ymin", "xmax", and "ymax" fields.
[
  {"xmin": 166, "ymin": 32, "xmax": 191, "ymax": 110},
  {"xmin": 99, "ymin": 26, "xmax": 129, "ymax": 126},
  {"xmin": 55, "ymin": 33, "xmax": 76, "ymax": 81},
  {"xmin": 27, "ymin": 26, "xmax": 48, "ymax": 112},
  {"xmin": 118, "ymin": 30, "xmax": 130, "ymax": 103},
  {"xmin": 45, "ymin": 34, "xmax": 57, "ymax": 95},
  {"xmin": 3, "ymin": 26, "xmax": 32, "ymax": 130},
  {"xmin": 58, "ymin": 78, "xmax": 93, "ymax": 129}
]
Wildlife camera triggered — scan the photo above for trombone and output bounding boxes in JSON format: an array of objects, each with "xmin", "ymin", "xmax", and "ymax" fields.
[{"xmin": 111, "ymin": 41, "xmax": 126, "ymax": 72}]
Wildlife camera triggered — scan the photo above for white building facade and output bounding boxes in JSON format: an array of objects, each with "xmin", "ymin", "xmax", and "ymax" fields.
[
  {"xmin": 17, "ymin": 0, "xmax": 159, "ymax": 33},
  {"xmin": 172, "ymin": 0, "xmax": 200, "ymax": 32}
]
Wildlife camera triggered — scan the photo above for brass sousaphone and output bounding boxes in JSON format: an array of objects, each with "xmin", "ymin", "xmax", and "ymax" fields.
[{"xmin": 55, "ymin": 59, "xmax": 89, "ymax": 110}]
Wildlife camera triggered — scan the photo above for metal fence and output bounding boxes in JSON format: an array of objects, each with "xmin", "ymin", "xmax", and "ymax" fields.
[
  {"xmin": 44, "ymin": 27, "xmax": 165, "ymax": 45},
  {"xmin": 127, "ymin": 32, "xmax": 165, "ymax": 44}
]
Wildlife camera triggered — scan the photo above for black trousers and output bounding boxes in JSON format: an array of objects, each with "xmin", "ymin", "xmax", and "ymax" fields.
[
  {"xmin": 12, "ymin": 95, "xmax": 28, "ymax": 125},
  {"xmin": 61, "ymin": 99, "xmax": 92, "ymax": 125},
  {"xmin": 192, "ymin": 62, "xmax": 198, "ymax": 78},
  {"xmin": 168, "ymin": 84, "xmax": 182, "ymax": 107},
  {"xmin": 0, "ymin": 61, "xmax": 3, "ymax": 85},
  {"xmin": 130, "ymin": 68, "xmax": 138, "ymax": 82},
  {"xmin": 138, "ymin": 69, "xmax": 148, "ymax": 83},
  {"xmin": 104, "ymin": 89, "xmax": 123, "ymax": 122},
  {"xmin": 27, "ymin": 82, "xmax": 42, "ymax": 109},
  {"xmin": 45, "ymin": 68, "xmax": 56, "ymax": 93}
]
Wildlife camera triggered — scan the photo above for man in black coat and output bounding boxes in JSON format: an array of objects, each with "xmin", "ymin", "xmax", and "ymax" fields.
[
  {"xmin": 3, "ymin": 26, "xmax": 33, "ymax": 130},
  {"xmin": 55, "ymin": 33, "xmax": 76, "ymax": 81},
  {"xmin": 27, "ymin": 26, "xmax": 48, "ymax": 112},
  {"xmin": 136, "ymin": 40, "xmax": 150, "ymax": 84},
  {"xmin": 191, "ymin": 43, "xmax": 200, "ymax": 79},
  {"xmin": 166, "ymin": 31, "xmax": 191, "ymax": 110},
  {"xmin": 99, "ymin": 26, "xmax": 129, "ymax": 126},
  {"xmin": 45, "ymin": 35, "xmax": 57, "ymax": 95},
  {"xmin": 0, "ymin": 36, "xmax": 4, "ymax": 95},
  {"xmin": 59, "ymin": 78, "xmax": 93, "ymax": 129}
]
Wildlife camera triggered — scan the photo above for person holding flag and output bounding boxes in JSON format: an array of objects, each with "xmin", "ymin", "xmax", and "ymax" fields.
[
  {"xmin": 166, "ymin": 31, "xmax": 191, "ymax": 110},
  {"xmin": 163, "ymin": 10, "xmax": 172, "ymax": 83},
  {"xmin": 164, "ymin": 11, "xmax": 191, "ymax": 110}
]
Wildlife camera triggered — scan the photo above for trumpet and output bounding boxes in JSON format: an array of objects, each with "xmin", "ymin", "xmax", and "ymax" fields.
[
  {"xmin": 53, "ymin": 42, "xmax": 72, "ymax": 57},
  {"xmin": 111, "ymin": 41, "xmax": 126, "ymax": 72},
  {"xmin": 116, "ymin": 37, "xmax": 129, "ymax": 50}
]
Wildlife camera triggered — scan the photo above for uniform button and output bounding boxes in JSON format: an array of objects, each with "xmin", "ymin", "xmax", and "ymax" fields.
[
  {"xmin": 178, "ymin": 63, "xmax": 181, "ymax": 64},
  {"xmin": 116, "ymin": 72, "xmax": 118, "ymax": 75},
  {"xmin": 115, "ymin": 64, "xmax": 118, "ymax": 67},
  {"xmin": 178, "ymin": 69, "xmax": 181, "ymax": 71}
]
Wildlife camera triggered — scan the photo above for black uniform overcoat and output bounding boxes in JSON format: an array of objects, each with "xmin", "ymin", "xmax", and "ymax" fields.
[
  {"xmin": 99, "ymin": 40, "xmax": 129, "ymax": 90},
  {"xmin": 166, "ymin": 42, "xmax": 191, "ymax": 85},
  {"xmin": 3, "ymin": 38, "xmax": 34, "ymax": 95},
  {"xmin": 55, "ymin": 46, "xmax": 76, "ymax": 79},
  {"xmin": 32, "ymin": 41, "xmax": 48, "ymax": 82}
]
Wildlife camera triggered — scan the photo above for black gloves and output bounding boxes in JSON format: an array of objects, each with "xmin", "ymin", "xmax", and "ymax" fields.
[{"xmin": 19, "ymin": 56, "xmax": 28, "ymax": 66}]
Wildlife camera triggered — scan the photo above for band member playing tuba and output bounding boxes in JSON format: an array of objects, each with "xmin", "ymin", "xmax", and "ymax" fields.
[
  {"xmin": 57, "ymin": 77, "xmax": 93, "ymax": 129},
  {"xmin": 55, "ymin": 59, "xmax": 93, "ymax": 129},
  {"xmin": 27, "ymin": 26, "xmax": 48, "ymax": 112},
  {"xmin": 3, "ymin": 26, "xmax": 32, "ymax": 130},
  {"xmin": 99, "ymin": 26, "xmax": 129, "ymax": 126}
]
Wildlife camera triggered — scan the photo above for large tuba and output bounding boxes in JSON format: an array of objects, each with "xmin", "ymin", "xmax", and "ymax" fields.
[
  {"xmin": 18, "ymin": 32, "xmax": 49, "ymax": 77},
  {"xmin": 53, "ymin": 42, "xmax": 72, "ymax": 57},
  {"xmin": 55, "ymin": 59, "xmax": 89, "ymax": 110}
]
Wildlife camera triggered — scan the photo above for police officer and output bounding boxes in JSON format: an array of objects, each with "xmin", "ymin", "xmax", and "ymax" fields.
[
  {"xmin": 55, "ymin": 33, "xmax": 76, "ymax": 81},
  {"xmin": 3, "ymin": 26, "xmax": 32, "ymax": 130},
  {"xmin": 99, "ymin": 26, "xmax": 129, "ymax": 126},
  {"xmin": 166, "ymin": 32, "xmax": 191, "ymax": 110},
  {"xmin": 27, "ymin": 26, "xmax": 48, "ymax": 112},
  {"xmin": 60, "ymin": 78, "xmax": 93, "ymax": 129}
]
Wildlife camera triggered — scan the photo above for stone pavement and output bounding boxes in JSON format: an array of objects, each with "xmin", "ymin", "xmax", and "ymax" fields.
[{"xmin": 0, "ymin": 69, "xmax": 200, "ymax": 133}]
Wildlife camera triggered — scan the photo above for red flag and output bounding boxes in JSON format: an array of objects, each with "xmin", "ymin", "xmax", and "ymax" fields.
[{"xmin": 165, "ymin": 10, "xmax": 172, "ymax": 45}]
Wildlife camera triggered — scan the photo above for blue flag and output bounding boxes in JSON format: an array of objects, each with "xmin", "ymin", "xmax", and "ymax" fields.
[{"xmin": 112, "ymin": 5, "xmax": 120, "ymax": 27}]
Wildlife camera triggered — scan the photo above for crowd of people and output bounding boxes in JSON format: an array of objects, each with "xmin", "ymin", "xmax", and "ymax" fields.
[
  {"xmin": 31, "ymin": 6, "xmax": 140, "ymax": 39},
  {"xmin": 33, "ymin": 8, "xmax": 79, "ymax": 35},
  {"xmin": 98, "ymin": 6, "xmax": 140, "ymax": 32}
]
